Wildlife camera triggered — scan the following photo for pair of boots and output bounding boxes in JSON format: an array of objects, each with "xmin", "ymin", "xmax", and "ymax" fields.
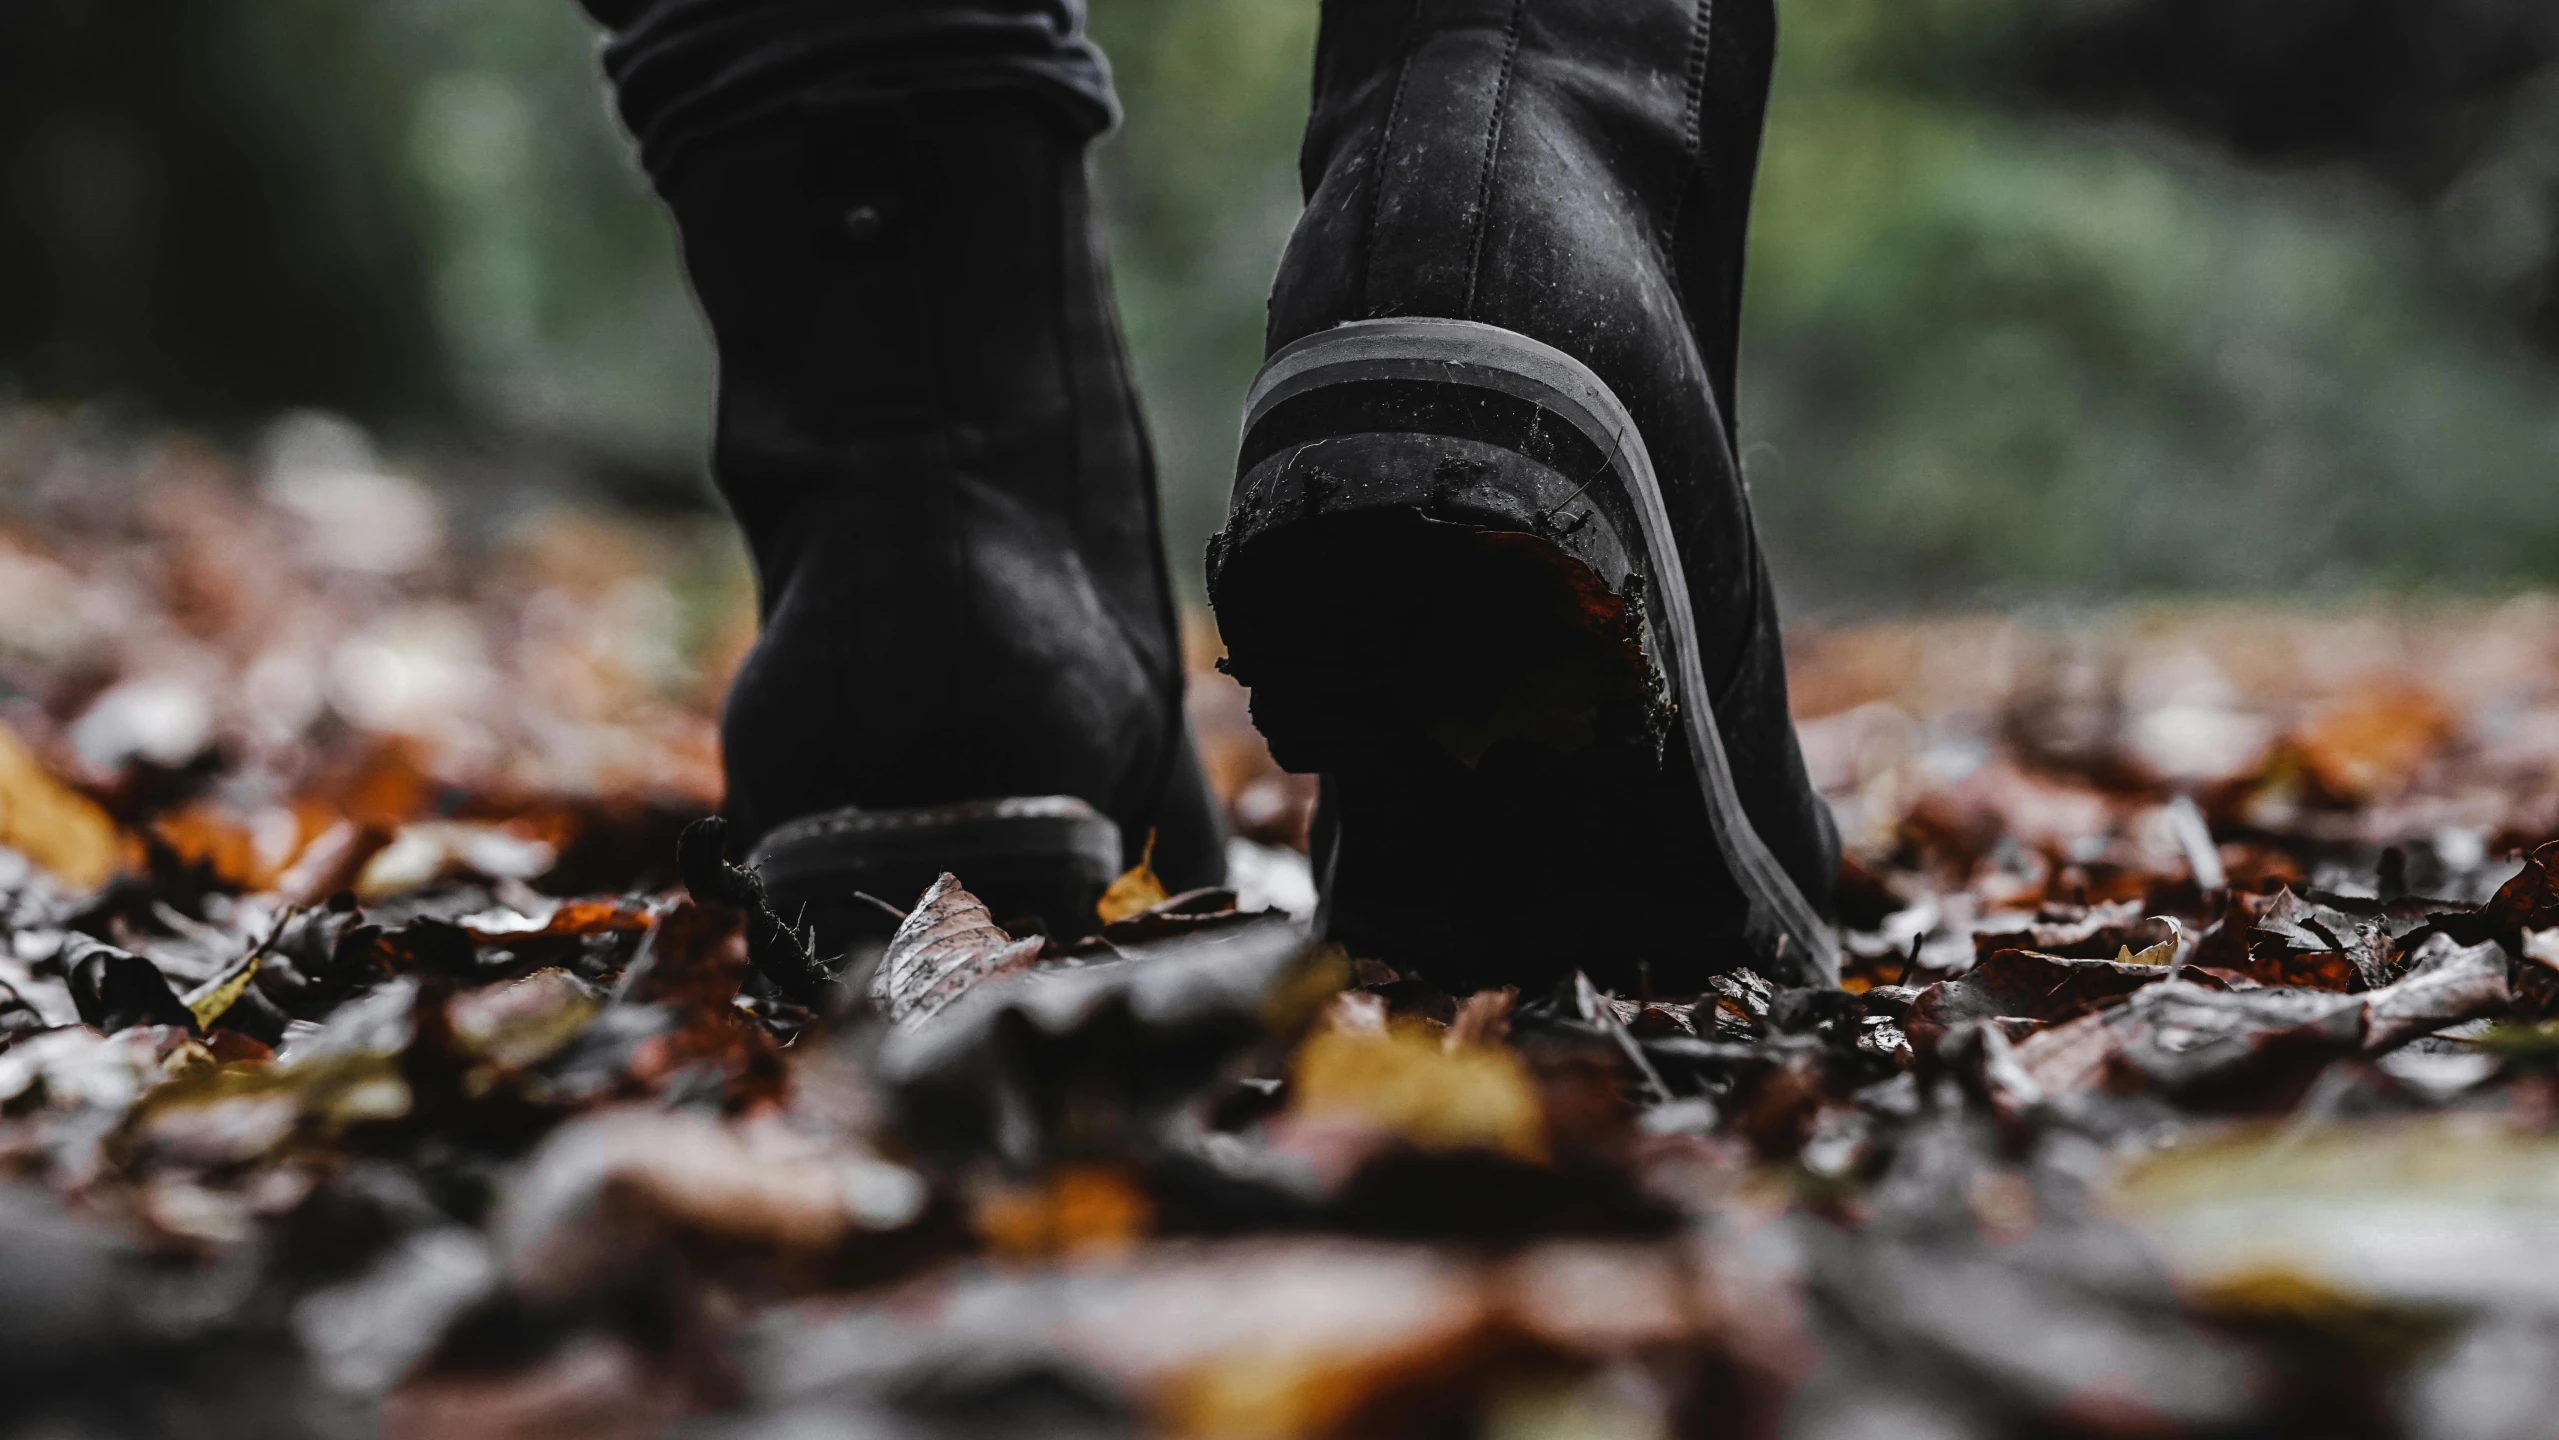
[{"xmin": 590, "ymin": 0, "xmax": 1839, "ymax": 992}]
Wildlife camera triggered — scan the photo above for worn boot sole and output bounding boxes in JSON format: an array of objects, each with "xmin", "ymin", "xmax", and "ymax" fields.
[
  {"xmin": 746, "ymin": 796, "xmax": 1125, "ymax": 948},
  {"xmin": 1209, "ymin": 319, "xmax": 1835, "ymax": 990}
]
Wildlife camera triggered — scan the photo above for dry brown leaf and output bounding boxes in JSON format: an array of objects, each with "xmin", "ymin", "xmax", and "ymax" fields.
[
  {"xmin": 495, "ymin": 1110, "xmax": 927, "ymax": 1303},
  {"xmin": 2361, "ymin": 936, "xmax": 2511, "ymax": 1053},
  {"xmin": 1447, "ymin": 988, "xmax": 1519, "ymax": 1051},
  {"xmin": 872, "ymin": 873, "xmax": 1046, "ymax": 1027},
  {"xmin": 150, "ymin": 805, "xmax": 279, "ymax": 890},
  {"xmin": 448, "ymin": 969, "xmax": 603, "ymax": 1071},
  {"xmin": 2115, "ymin": 917, "xmax": 2182, "ymax": 968},
  {"xmin": 2288, "ymin": 685, "xmax": 2453, "ymax": 801},
  {"xmin": 273, "ymin": 818, "xmax": 391, "ymax": 904}
]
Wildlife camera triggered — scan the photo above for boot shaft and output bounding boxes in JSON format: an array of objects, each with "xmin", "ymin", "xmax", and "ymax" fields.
[
  {"xmin": 578, "ymin": 1, "xmax": 1223, "ymax": 899},
  {"xmin": 1286, "ymin": 0, "xmax": 1775, "ymax": 428},
  {"xmin": 660, "ymin": 92, "xmax": 1172, "ymax": 677},
  {"xmin": 1253, "ymin": 0, "xmax": 1837, "ymax": 928}
]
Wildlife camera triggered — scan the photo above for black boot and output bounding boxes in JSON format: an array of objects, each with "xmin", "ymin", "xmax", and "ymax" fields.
[
  {"xmin": 1208, "ymin": 0, "xmax": 1837, "ymax": 989},
  {"xmin": 646, "ymin": 86, "xmax": 1225, "ymax": 943}
]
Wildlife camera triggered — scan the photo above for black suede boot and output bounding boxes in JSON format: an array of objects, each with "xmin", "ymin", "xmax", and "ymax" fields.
[
  {"xmin": 650, "ymin": 86, "xmax": 1224, "ymax": 944},
  {"xmin": 1208, "ymin": 0, "xmax": 1838, "ymax": 989}
]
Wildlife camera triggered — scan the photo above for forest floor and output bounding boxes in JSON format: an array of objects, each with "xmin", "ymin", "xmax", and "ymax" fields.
[{"xmin": 5, "ymin": 407, "xmax": 2559, "ymax": 1438}]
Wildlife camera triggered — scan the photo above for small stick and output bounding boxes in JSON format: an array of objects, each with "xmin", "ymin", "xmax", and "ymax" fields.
[{"xmin": 852, "ymin": 892, "xmax": 909, "ymax": 924}]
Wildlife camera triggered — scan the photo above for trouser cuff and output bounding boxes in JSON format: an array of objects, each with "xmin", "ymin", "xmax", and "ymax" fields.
[{"xmin": 583, "ymin": 0, "xmax": 1118, "ymax": 182}]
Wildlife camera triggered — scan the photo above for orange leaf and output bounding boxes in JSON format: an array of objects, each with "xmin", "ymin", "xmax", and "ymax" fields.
[
  {"xmin": 2290, "ymin": 685, "xmax": 2452, "ymax": 802},
  {"xmin": 0, "ymin": 721, "xmax": 127, "ymax": 890},
  {"xmin": 974, "ymin": 1164, "xmax": 1154, "ymax": 1261},
  {"xmin": 1097, "ymin": 830, "xmax": 1170, "ymax": 926}
]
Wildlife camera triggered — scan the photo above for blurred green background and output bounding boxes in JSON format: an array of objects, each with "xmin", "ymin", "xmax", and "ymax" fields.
[{"xmin": 3, "ymin": 0, "xmax": 2557, "ymax": 607}]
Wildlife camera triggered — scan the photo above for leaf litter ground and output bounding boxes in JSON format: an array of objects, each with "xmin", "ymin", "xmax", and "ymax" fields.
[{"xmin": 9, "ymin": 412, "xmax": 2559, "ymax": 1436}]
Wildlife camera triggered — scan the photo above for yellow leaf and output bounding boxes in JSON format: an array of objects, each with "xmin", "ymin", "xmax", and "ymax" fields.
[
  {"xmin": 183, "ymin": 956, "xmax": 261, "ymax": 1033},
  {"xmin": 0, "ymin": 720, "xmax": 126, "ymax": 890},
  {"xmin": 2116, "ymin": 917, "xmax": 2184, "ymax": 968},
  {"xmin": 1097, "ymin": 829, "xmax": 1169, "ymax": 925},
  {"xmin": 1290, "ymin": 1025, "xmax": 1546, "ymax": 1162}
]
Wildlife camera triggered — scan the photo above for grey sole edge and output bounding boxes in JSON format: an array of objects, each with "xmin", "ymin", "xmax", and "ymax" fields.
[
  {"xmin": 746, "ymin": 795, "xmax": 1125, "ymax": 940},
  {"xmin": 1242, "ymin": 317, "xmax": 1840, "ymax": 988}
]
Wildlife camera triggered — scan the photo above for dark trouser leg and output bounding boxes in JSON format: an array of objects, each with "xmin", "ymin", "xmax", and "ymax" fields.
[
  {"xmin": 580, "ymin": 1, "xmax": 1120, "ymax": 175},
  {"xmin": 580, "ymin": 0, "xmax": 1226, "ymax": 940}
]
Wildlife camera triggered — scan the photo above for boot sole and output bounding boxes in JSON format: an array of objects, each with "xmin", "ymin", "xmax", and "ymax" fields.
[
  {"xmin": 1208, "ymin": 318, "xmax": 1835, "ymax": 990},
  {"xmin": 747, "ymin": 796, "xmax": 1125, "ymax": 947}
]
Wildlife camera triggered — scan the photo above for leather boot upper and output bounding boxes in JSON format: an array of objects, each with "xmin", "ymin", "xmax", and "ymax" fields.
[
  {"xmin": 653, "ymin": 88, "xmax": 1224, "ymax": 890},
  {"xmin": 1271, "ymin": 0, "xmax": 1835, "ymax": 909}
]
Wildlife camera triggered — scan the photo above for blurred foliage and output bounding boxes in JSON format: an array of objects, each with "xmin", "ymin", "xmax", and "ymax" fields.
[
  {"xmin": 0, "ymin": 1, "xmax": 449, "ymax": 424},
  {"xmin": 1084, "ymin": 0, "xmax": 1323, "ymax": 599},
  {"xmin": 0, "ymin": 0, "xmax": 707, "ymax": 479},
  {"xmin": 379, "ymin": 0, "xmax": 712, "ymax": 471},
  {"xmin": 2, "ymin": 0, "xmax": 2556, "ymax": 603},
  {"xmin": 1743, "ymin": 0, "xmax": 2559, "ymax": 603}
]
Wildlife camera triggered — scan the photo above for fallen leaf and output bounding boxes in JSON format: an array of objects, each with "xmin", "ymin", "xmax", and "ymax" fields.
[
  {"xmin": 2288, "ymin": 685, "xmax": 2453, "ymax": 801},
  {"xmin": 448, "ymin": 969, "xmax": 602, "ymax": 1071},
  {"xmin": 2110, "ymin": 982, "xmax": 2368, "ymax": 1104},
  {"xmin": 975, "ymin": 1164, "xmax": 1154, "ymax": 1260},
  {"xmin": 872, "ymin": 873, "xmax": 1046, "ymax": 1027},
  {"xmin": 492, "ymin": 1108, "xmax": 927, "ymax": 1302},
  {"xmin": 1907, "ymin": 948, "xmax": 2168, "ymax": 1047},
  {"xmin": 2110, "ymin": 1117, "xmax": 2559, "ymax": 1313},
  {"xmin": 2116, "ymin": 917, "xmax": 2182, "ymax": 967},
  {"xmin": 0, "ymin": 721, "xmax": 127, "ymax": 890},
  {"xmin": 2481, "ymin": 841, "xmax": 2559, "ymax": 942},
  {"xmin": 1287, "ymin": 1024, "xmax": 1545, "ymax": 1163},
  {"xmin": 274, "ymin": 819, "xmax": 391, "ymax": 906},
  {"xmin": 66, "ymin": 939, "xmax": 198, "ymax": 1034},
  {"xmin": 2360, "ymin": 935, "xmax": 2511, "ymax": 1054},
  {"xmin": 1098, "ymin": 830, "xmax": 1169, "ymax": 926},
  {"xmin": 1448, "ymin": 988, "xmax": 1518, "ymax": 1051},
  {"xmin": 182, "ymin": 955, "xmax": 260, "ymax": 1033}
]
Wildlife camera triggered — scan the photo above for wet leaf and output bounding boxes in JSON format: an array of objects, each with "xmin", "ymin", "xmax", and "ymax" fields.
[
  {"xmin": 2360, "ymin": 935, "xmax": 2511, "ymax": 1053},
  {"xmin": 1907, "ymin": 947, "xmax": 2167, "ymax": 1047},
  {"xmin": 66, "ymin": 938, "xmax": 197, "ymax": 1034},
  {"xmin": 2481, "ymin": 840, "xmax": 2559, "ymax": 941}
]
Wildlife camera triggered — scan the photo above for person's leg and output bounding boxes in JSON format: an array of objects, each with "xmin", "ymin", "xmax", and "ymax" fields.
[
  {"xmin": 1210, "ymin": 0, "xmax": 1839, "ymax": 989},
  {"xmin": 580, "ymin": 0, "xmax": 1121, "ymax": 179},
  {"xmin": 580, "ymin": 0, "xmax": 1225, "ymax": 940}
]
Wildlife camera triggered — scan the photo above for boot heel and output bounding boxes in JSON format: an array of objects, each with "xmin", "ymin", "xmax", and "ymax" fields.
[
  {"xmin": 1208, "ymin": 319, "xmax": 1834, "ymax": 987},
  {"xmin": 748, "ymin": 796, "xmax": 1126, "ymax": 946}
]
